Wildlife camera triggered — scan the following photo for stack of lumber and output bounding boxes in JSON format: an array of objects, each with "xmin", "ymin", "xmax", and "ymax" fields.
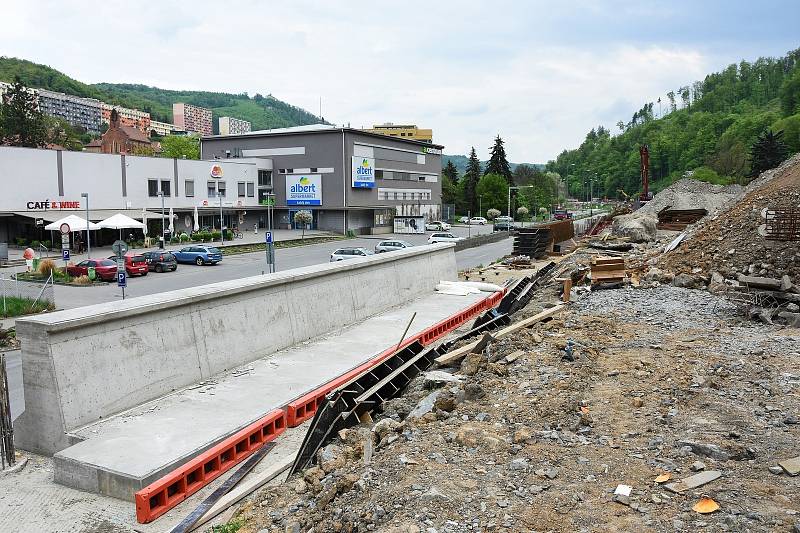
[{"xmin": 590, "ymin": 256, "xmax": 626, "ymax": 285}]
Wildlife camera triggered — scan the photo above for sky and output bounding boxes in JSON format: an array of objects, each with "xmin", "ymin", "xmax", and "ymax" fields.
[{"xmin": 2, "ymin": 0, "xmax": 799, "ymax": 163}]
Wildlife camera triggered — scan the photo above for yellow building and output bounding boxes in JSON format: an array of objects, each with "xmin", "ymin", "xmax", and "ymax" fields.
[{"xmin": 365, "ymin": 123, "xmax": 433, "ymax": 143}]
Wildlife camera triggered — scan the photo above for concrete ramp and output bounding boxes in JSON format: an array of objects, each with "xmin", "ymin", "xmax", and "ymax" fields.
[
  {"xmin": 52, "ymin": 290, "xmax": 485, "ymax": 500},
  {"xmin": 14, "ymin": 244, "xmax": 456, "ymax": 456}
]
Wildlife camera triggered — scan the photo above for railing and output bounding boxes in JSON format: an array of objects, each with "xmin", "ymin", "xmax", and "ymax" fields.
[{"xmin": 0, "ymin": 272, "xmax": 55, "ymax": 318}]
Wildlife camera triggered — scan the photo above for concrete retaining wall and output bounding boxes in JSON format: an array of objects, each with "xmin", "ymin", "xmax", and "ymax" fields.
[
  {"xmin": 454, "ymin": 230, "xmax": 511, "ymax": 252},
  {"xmin": 14, "ymin": 243, "xmax": 457, "ymax": 455}
]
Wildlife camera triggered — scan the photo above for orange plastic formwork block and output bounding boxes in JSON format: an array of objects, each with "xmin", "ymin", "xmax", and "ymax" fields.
[{"xmin": 134, "ymin": 408, "xmax": 286, "ymax": 523}]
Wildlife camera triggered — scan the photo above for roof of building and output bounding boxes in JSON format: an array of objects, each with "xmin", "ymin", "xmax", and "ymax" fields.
[
  {"xmin": 118, "ymin": 126, "xmax": 151, "ymax": 143},
  {"xmin": 85, "ymin": 138, "xmax": 103, "ymax": 147},
  {"xmin": 201, "ymin": 125, "xmax": 444, "ymax": 149}
]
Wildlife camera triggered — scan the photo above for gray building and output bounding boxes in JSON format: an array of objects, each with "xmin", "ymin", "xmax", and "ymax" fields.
[
  {"xmin": 200, "ymin": 125, "xmax": 444, "ymax": 234},
  {"xmin": 37, "ymin": 89, "xmax": 102, "ymax": 134}
]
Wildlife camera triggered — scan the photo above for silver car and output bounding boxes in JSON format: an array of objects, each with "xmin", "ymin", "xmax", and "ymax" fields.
[
  {"xmin": 375, "ymin": 240, "xmax": 412, "ymax": 253},
  {"xmin": 330, "ymin": 247, "xmax": 374, "ymax": 261}
]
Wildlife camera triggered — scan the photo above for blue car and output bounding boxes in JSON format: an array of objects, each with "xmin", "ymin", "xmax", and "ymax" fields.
[{"xmin": 172, "ymin": 245, "xmax": 223, "ymax": 266}]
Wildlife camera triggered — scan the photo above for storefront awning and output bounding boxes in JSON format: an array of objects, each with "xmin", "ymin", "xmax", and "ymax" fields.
[{"xmin": 14, "ymin": 209, "xmax": 165, "ymax": 223}]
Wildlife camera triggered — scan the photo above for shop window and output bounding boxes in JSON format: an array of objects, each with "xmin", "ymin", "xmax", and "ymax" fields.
[
  {"xmin": 185, "ymin": 180, "xmax": 195, "ymax": 197},
  {"xmin": 148, "ymin": 179, "xmax": 159, "ymax": 197}
]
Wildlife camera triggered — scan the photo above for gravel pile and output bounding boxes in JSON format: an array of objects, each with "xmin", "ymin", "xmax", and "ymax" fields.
[{"xmin": 639, "ymin": 178, "xmax": 743, "ymax": 218}]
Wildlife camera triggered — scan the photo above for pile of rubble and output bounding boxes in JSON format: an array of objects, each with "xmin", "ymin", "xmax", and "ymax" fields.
[
  {"xmin": 638, "ymin": 178, "xmax": 744, "ymax": 218},
  {"xmin": 233, "ymin": 283, "xmax": 800, "ymax": 533}
]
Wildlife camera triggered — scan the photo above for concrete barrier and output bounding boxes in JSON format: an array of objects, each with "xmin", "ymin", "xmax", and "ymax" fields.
[
  {"xmin": 14, "ymin": 243, "xmax": 457, "ymax": 456},
  {"xmin": 454, "ymin": 230, "xmax": 511, "ymax": 252}
]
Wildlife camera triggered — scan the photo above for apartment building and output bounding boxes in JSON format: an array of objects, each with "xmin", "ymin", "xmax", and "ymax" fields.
[
  {"xmin": 365, "ymin": 123, "xmax": 433, "ymax": 143},
  {"xmin": 173, "ymin": 102, "xmax": 212, "ymax": 136},
  {"xmin": 149, "ymin": 120, "xmax": 178, "ymax": 137},
  {"xmin": 101, "ymin": 103, "xmax": 151, "ymax": 133},
  {"xmin": 219, "ymin": 116, "xmax": 251, "ymax": 135},
  {"xmin": 36, "ymin": 89, "xmax": 102, "ymax": 134}
]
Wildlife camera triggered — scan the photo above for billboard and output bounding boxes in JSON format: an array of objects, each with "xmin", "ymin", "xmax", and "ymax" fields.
[
  {"xmin": 352, "ymin": 156, "xmax": 376, "ymax": 188},
  {"xmin": 286, "ymin": 174, "xmax": 322, "ymax": 205}
]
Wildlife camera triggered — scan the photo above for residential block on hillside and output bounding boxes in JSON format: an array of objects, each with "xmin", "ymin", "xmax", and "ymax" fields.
[
  {"xmin": 365, "ymin": 123, "xmax": 433, "ymax": 143},
  {"xmin": 219, "ymin": 116, "xmax": 251, "ymax": 135},
  {"xmin": 173, "ymin": 102, "xmax": 212, "ymax": 136},
  {"xmin": 100, "ymin": 103, "xmax": 150, "ymax": 133}
]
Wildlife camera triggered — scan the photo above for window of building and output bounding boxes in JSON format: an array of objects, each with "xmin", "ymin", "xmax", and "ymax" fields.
[
  {"xmin": 375, "ymin": 170, "xmax": 384, "ymax": 179},
  {"xmin": 258, "ymin": 170, "xmax": 272, "ymax": 187},
  {"xmin": 207, "ymin": 181, "xmax": 216, "ymax": 197},
  {"xmin": 247, "ymin": 182, "xmax": 255, "ymax": 197},
  {"xmin": 217, "ymin": 181, "xmax": 226, "ymax": 197},
  {"xmin": 160, "ymin": 180, "xmax": 171, "ymax": 197},
  {"xmin": 185, "ymin": 180, "xmax": 195, "ymax": 197},
  {"xmin": 310, "ymin": 167, "xmax": 317, "ymax": 173},
  {"xmin": 148, "ymin": 179, "xmax": 159, "ymax": 197},
  {"xmin": 237, "ymin": 181, "xmax": 246, "ymax": 197}
]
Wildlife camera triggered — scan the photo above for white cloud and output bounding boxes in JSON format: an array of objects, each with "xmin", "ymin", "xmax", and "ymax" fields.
[{"xmin": 0, "ymin": 1, "xmax": 791, "ymax": 162}]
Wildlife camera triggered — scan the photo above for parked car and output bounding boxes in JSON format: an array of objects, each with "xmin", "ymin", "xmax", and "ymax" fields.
[
  {"xmin": 142, "ymin": 250, "xmax": 178, "ymax": 273},
  {"xmin": 107, "ymin": 253, "xmax": 148, "ymax": 276},
  {"xmin": 495, "ymin": 215, "xmax": 513, "ymax": 223},
  {"xmin": 330, "ymin": 247, "xmax": 374, "ymax": 261},
  {"xmin": 173, "ymin": 245, "xmax": 223, "ymax": 265},
  {"xmin": 458, "ymin": 216, "xmax": 470, "ymax": 224},
  {"xmin": 493, "ymin": 220, "xmax": 514, "ymax": 231},
  {"xmin": 469, "ymin": 217, "xmax": 488, "ymax": 225},
  {"xmin": 374, "ymin": 240, "xmax": 412, "ymax": 253},
  {"xmin": 428, "ymin": 232, "xmax": 463, "ymax": 244},
  {"xmin": 66, "ymin": 258, "xmax": 118, "ymax": 281},
  {"xmin": 425, "ymin": 220, "xmax": 451, "ymax": 231},
  {"xmin": 553, "ymin": 209, "xmax": 573, "ymax": 220}
]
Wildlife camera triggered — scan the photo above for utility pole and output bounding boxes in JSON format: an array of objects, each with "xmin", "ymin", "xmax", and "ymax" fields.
[{"xmin": 219, "ymin": 192, "xmax": 225, "ymax": 245}]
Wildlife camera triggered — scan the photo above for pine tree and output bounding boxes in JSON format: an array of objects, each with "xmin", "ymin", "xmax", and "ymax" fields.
[
  {"xmin": 749, "ymin": 129, "xmax": 789, "ymax": 178},
  {"xmin": 0, "ymin": 76, "xmax": 48, "ymax": 147},
  {"xmin": 463, "ymin": 147, "xmax": 482, "ymax": 215},
  {"xmin": 484, "ymin": 135, "xmax": 514, "ymax": 186},
  {"xmin": 442, "ymin": 160, "xmax": 459, "ymax": 182}
]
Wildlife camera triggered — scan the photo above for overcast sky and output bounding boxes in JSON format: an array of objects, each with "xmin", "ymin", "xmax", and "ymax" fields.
[{"xmin": 2, "ymin": 1, "xmax": 799, "ymax": 162}]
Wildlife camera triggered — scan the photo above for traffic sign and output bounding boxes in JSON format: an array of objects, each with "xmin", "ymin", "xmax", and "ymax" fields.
[
  {"xmin": 265, "ymin": 231, "xmax": 273, "ymax": 244},
  {"xmin": 61, "ymin": 234, "xmax": 70, "ymax": 246},
  {"xmin": 117, "ymin": 271, "xmax": 127, "ymax": 288},
  {"xmin": 59, "ymin": 223, "xmax": 71, "ymax": 235},
  {"xmin": 112, "ymin": 239, "xmax": 129, "ymax": 256},
  {"xmin": 62, "ymin": 249, "xmax": 70, "ymax": 261}
]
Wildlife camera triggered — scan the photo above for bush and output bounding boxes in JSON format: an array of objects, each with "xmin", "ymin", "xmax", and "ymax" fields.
[
  {"xmin": 38, "ymin": 258, "xmax": 57, "ymax": 276},
  {"xmin": 180, "ymin": 233, "xmax": 190, "ymax": 243},
  {"xmin": 211, "ymin": 230, "xmax": 222, "ymax": 241},
  {"xmin": 31, "ymin": 240, "xmax": 41, "ymax": 249},
  {"xmin": 169, "ymin": 236, "xmax": 179, "ymax": 244},
  {"xmin": 14, "ymin": 237, "xmax": 26, "ymax": 247},
  {"xmin": 223, "ymin": 229, "xmax": 233, "ymax": 240},
  {"xmin": 486, "ymin": 208, "xmax": 501, "ymax": 220},
  {"xmin": 72, "ymin": 275, "xmax": 91, "ymax": 285},
  {"xmin": 43, "ymin": 240, "xmax": 52, "ymax": 249}
]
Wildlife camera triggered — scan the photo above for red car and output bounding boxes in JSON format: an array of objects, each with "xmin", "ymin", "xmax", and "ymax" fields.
[
  {"xmin": 67, "ymin": 259, "xmax": 118, "ymax": 281},
  {"xmin": 108, "ymin": 253, "xmax": 149, "ymax": 276}
]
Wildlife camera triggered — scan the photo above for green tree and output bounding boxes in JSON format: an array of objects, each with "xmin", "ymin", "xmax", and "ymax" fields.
[
  {"xmin": 442, "ymin": 160, "xmax": 459, "ymax": 182},
  {"xmin": 463, "ymin": 147, "xmax": 482, "ymax": 215},
  {"xmin": 780, "ymin": 69, "xmax": 800, "ymax": 116},
  {"xmin": 441, "ymin": 171, "xmax": 458, "ymax": 208},
  {"xmin": 484, "ymin": 135, "xmax": 514, "ymax": 185},
  {"xmin": 512, "ymin": 163, "xmax": 541, "ymax": 186},
  {"xmin": 0, "ymin": 76, "xmax": 48, "ymax": 147},
  {"xmin": 293, "ymin": 210, "xmax": 313, "ymax": 239},
  {"xmin": 771, "ymin": 114, "xmax": 800, "ymax": 153},
  {"xmin": 749, "ymin": 129, "xmax": 789, "ymax": 178},
  {"xmin": 476, "ymin": 173, "xmax": 509, "ymax": 215},
  {"xmin": 160, "ymin": 135, "xmax": 200, "ymax": 159}
]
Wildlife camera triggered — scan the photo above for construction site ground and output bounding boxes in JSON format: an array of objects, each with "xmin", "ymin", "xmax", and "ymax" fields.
[{"xmin": 234, "ymin": 280, "xmax": 800, "ymax": 533}]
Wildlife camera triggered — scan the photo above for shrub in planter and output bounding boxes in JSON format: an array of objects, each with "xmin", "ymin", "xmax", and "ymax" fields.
[
  {"xmin": 211, "ymin": 230, "xmax": 222, "ymax": 241},
  {"xmin": 72, "ymin": 275, "xmax": 91, "ymax": 285},
  {"xmin": 15, "ymin": 237, "xmax": 27, "ymax": 247},
  {"xmin": 38, "ymin": 258, "xmax": 57, "ymax": 276},
  {"xmin": 180, "ymin": 233, "xmax": 190, "ymax": 243},
  {"xmin": 223, "ymin": 229, "xmax": 233, "ymax": 241},
  {"xmin": 169, "ymin": 236, "xmax": 179, "ymax": 244},
  {"xmin": 31, "ymin": 240, "xmax": 41, "ymax": 249},
  {"xmin": 43, "ymin": 240, "xmax": 52, "ymax": 249}
]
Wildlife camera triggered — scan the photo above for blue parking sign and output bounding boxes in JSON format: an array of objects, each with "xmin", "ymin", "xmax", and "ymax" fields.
[
  {"xmin": 62, "ymin": 249, "xmax": 70, "ymax": 261},
  {"xmin": 117, "ymin": 271, "xmax": 127, "ymax": 288},
  {"xmin": 265, "ymin": 231, "xmax": 273, "ymax": 244}
]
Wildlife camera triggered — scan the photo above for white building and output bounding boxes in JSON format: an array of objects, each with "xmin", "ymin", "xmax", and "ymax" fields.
[
  {"xmin": 219, "ymin": 116, "xmax": 251, "ymax": 136},
  {"xmin": 150, "ymin": 120, "xmax": 178, "ymax": 137}
]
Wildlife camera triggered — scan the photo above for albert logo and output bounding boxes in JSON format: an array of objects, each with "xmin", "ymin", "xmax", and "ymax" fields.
[
  {"xmin": 357, "ymin": 159, "xmax": 373, "ymax": 176},
  {"xmin": 290, "ymin": 176, "xmax": 317, "ymax": 193}
]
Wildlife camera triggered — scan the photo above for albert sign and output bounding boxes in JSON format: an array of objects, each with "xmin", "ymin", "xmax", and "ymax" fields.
[
  {"xmin": 351, "ymin": 156, "xmax": 376, "ymax": 188},
  {"xmin": 26, "ymin": 200, "xmax": 81, "ymax": 210},
  {"xmin": 286, "ymin": 174, "xmax": 322, "ymax": 205}
]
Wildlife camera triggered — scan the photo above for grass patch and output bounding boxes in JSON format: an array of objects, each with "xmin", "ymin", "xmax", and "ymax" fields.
[
  {"xmin": 1, "ymin": 296, "xmax": 55, "ymax": 318},
  {"xmin": 211, "ymin": 519, "xmax": 243, "ymax": 533},
  {"xmin": 219, "ymin": 235, "xmax": 349, "ymax": 256},
  {"xmin": 14, "ymin": 268, "xmax": 104, "ymax": 286}
]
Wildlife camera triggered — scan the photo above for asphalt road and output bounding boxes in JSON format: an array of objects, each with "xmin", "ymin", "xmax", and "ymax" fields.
[{"xmin": 40, "ymin": 224, "xmax": 503, "ymax": 310}]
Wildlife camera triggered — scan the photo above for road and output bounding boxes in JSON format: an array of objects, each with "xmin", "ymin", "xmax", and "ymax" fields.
[{"xmin": 20, "ymin": 224, "xmax": 501, "ymax": 310}]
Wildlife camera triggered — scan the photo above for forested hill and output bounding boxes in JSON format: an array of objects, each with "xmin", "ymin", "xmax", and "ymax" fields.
[
  {"xmin": 547, "ymin": 48, "xmax": 800, "ymax": 198},
  {"xmin": 443, "ymin": 154, "xmax": 543, "ymax": 174},
  {"xmin": 0, "ymin": 57, "xmax": 325, "ymax": 132}
]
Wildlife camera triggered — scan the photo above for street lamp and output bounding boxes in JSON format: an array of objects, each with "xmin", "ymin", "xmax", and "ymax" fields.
[
  {"xmin": 80, "ymin": 192, "xmax": 90, "ymax": 257},
  {"xmin": 158, "ymin": 191, "xmax": 165, "ymax": 249}
]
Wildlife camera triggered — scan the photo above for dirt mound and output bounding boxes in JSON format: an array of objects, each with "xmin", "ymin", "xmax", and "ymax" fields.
[
  {"xmin": 640, "ymin": 178, "xmax": 743, "ymax": 218},
  {"xmin": 662, "ymin": 155, "xmax": 800, "ymax": 283}
]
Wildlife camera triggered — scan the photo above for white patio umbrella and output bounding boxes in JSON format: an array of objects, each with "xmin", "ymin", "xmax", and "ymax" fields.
[
  {"xmin": 141, "ymin": 207, "xmax": 148, "ymax": 236},
  {"xmin": 168, "ymin": 207, "xmax": 175, "ymax": 236},
  {"xmin": 193, "ymin": 205, "xmax": 200, "ymax": 232},
  {"xmin": 97, "ymin": 213, "xmax": 147, "ymax": 241},
  {"xmin": 44, "ymin": 214, "xmax": 99, "ymax": 231}
]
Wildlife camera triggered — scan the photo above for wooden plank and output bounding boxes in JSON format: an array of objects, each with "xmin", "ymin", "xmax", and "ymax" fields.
[
  {"xmin": 562, "ymin": 278, "xmax": 572, "ymax": 303},
  {"xmin": 435, "ymin": 305, "xmax": 563, "ymax": 365},
  {"xmin": 171, "ymin": 443, "xmax": 275, "ymax": 533},
  {"xmin": 189, "ymin": 456, "xmax": 295, "ymax": 531}
]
